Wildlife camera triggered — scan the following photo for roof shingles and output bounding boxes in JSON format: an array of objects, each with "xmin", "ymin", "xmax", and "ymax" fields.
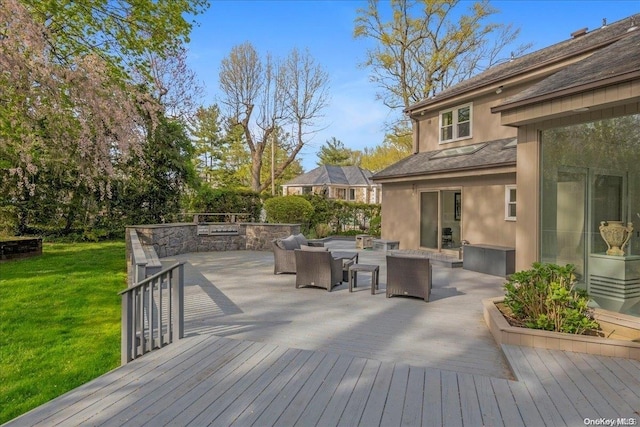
[
  {"xmin": 284, "ymin": 165, "xmax": 374, "ymax": 186},
  {"xmin": 372, "ymin": 138, "xmax": 516, "ymax": 180}
]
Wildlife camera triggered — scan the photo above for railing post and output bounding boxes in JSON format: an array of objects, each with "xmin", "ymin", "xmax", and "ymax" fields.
[
  {"xmin": 171, "ymin": 263, "xmax": 184, "ymax": 340},
  {"xmin": 121, "ymin": 292, "xmax": 133, "ymax": 365}
]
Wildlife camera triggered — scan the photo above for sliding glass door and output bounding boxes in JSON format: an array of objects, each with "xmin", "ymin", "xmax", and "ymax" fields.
[{"xmin": 420, "ymin": 190, "xmax": 462, "ymax": 251}]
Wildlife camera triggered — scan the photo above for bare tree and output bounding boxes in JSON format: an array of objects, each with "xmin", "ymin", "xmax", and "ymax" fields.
[
  {"xmin": 219, "ymin": 42, "xmax": 329, "ymax": 192},
  {"xmin": 144, "ymin": 46, "xmax": 205, "ymax": 121},
  {"xmin": 354, "ymin": 0, "xmax": 530, "ymax": 113}
]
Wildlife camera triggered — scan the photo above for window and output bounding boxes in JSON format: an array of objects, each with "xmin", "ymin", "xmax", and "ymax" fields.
[
  {"xmin": 335, "ymin": 188, "xmax": 346, "ymax": 200},
  {"xmin": 440, "ymin": 104, "xmax": 472, "ymax": 143},
  {"xmin": 349, "ymin": 188, "xmax": 356, "ymax": 201},
  {"xmin": 505, "ymin": 185, "xmax": 516, "ymax": 221}
]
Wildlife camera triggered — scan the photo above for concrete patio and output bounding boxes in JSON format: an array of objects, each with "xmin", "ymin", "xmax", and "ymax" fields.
[{"xmin": 6, "ymin": 240, "xmax": 640, "ymax": 426}]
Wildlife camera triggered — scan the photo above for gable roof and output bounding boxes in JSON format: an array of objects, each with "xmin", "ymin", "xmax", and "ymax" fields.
[
  {"xmin": 372, "ymin": 138, "xmax": 516, "ymax": 181},
  {"xmin": 493, "ymin": 27, "xmax": 640, "ymax": 112},
  {"xmin": 407, "ymin": 14, "xmax": 640, "ymax": 113},
  {"xmin": 284, "ymin": 165, "xmax": 376, "ymax": 187}
]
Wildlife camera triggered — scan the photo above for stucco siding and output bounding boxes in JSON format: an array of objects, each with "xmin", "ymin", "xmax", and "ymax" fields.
[
  {"xmin": 380, "ymin": 173, "xmax": 515, "ymax": 250},
  {"xmin": 380, "ymin": 184, "xmax": 419, "ymax": 249},
  {"xmin": 416, "ymin": 89, "xmax": 521, "ymax": 153},
  {"xmin": 461, "ymin": 182, "xmax": 516, "ymax": 248}
]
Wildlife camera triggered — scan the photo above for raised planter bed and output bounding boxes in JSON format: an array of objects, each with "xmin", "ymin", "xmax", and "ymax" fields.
[
  {"xmin": 483, "ymin": 296, "xmax": 640, "ymax": 360},
  {"xmin": 0, "ymin": 237, "xmax": 42, "ymax": 261}
]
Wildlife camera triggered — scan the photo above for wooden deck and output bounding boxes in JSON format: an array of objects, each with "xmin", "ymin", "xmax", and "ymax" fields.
[
  {"xmin": 5, "ymin": 241, "xmax": 640, "ymax": 426},
  {"xmin": 7, "ymin": 334, "xmax": 639, "ymax": 426}
]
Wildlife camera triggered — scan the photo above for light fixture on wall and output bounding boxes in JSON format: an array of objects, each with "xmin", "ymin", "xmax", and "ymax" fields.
[{"xmin": 495, "ymin": 86, "xmax": 503, "ymax": 94}]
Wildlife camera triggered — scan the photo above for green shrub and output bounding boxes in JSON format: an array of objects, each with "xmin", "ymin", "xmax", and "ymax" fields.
[
  {"xmin": 369, "ymin": 215, "xmax": 381, "ymax": 237},
  {"xmin": 503, "ymin": 263, "xmax": 599, "ymax": 334},
  {"xmin": 301, "ymin": 193, "xmax": 381, "ymax": 234},
  {"xmin": 315, "ymin": 223, "xmax": 332, "ymax": 238},
  {"xmin": 187, "ymin": 187, "xmax": 262, "ymax": 221},
  {"xmin": 263, "ymin": 196, "xmax": 314, "ymax": 224}
]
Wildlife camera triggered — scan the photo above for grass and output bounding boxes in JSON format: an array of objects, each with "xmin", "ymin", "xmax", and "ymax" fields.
[{"xmin": 0, "ymin": 240, "xmax": 126, "ymax": 424}]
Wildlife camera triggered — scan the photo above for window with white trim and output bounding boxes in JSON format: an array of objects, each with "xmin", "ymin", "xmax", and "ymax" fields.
[
  {"xmin": 505, "ymin": 185, "xmax": 516, "ymax": 221},
  {"xmin": 349, "ymin": 188, "xmax": 356, "ymax": 201},
  {"xmin": 440, "ymin": 103, "xmax": 472, "ymax": 142}
]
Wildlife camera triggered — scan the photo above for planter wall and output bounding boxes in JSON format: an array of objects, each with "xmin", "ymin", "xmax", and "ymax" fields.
[{"xmin": 483, "ymin": 297, "xmax": 640, "ymax": 360}]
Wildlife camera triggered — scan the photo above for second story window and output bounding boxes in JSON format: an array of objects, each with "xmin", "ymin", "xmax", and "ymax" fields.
[{"xmin": 440, "ymin": 104, "xmax": 472, "ymax": 143}]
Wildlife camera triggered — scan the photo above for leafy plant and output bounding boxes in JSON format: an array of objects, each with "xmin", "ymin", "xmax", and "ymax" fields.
[
  {"xmin": 503, "ymin": 263, "xmax": 599, "ymax": 335},
  {"xmin": 263, "ymin": 196, "xmax": 314, "ymax": 224},
  {"xmin": 187, "ymin": 187, "xmax": 262, "ymax": 221},
  {"xmin": 315, "ymin": 223, "xmax": 332, "ymax": 238}
]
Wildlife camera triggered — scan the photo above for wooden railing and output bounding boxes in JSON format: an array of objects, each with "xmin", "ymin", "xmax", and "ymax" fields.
[{"xmin": 119, "ymin": 262, "xmax": 185, "ymax": 364}]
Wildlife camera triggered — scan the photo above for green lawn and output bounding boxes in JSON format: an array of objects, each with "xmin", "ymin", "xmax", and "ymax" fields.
[{"xmin": 0, "ymin": 241, "xmax": 126, "ymax": 424}]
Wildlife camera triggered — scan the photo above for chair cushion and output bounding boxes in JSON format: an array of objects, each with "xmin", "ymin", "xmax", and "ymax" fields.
[
  {"xmin": 281, "ymin": 235, "xmax": 300, "ymax": 250},
  {"xmin": 293, "ymin": 233, "xmax": 308, "ymax": 247},
  {"xmin": 300, "ymin": 244, "xmax": 328, "ymax": 252}
]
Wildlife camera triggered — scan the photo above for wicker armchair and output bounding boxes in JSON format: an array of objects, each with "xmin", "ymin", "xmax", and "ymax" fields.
[
  {"xmin": 386, "ymin": 254, "xmax": 432, "ymax": 302},
  {"xmin": 294, "ymin": 249, "xmax": 344, "ymax": 292},
  {"xmin": 272, "ymin": 234, "xmax": 324, "ymax": 274}
]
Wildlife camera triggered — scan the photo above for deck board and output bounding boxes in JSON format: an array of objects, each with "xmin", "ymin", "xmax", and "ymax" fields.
[
  {"xmin": 400, "ymin": 366, "xmax": 425, "ymax": 427},
  {"xmin": 422, "ymin": 369, "xmax": 442, "ymax": 427},
  {"xmin": 6, "ymin": 242, "xmax": 640, "ymax": 427},
  {"xmin": 100, "ymin": 337, "xmax": 245, "ymax": 427},
  {"xmin": 271, "ymin": 353, "xmax": 340, "ymax": 427},
  {"xmin": 237, "ymin": 350, "xmax": 322, "ymax": 427},
  {"xmin": 473, "ymin": 375, "xmax": 504, "ymax": 427},
  {"xmin": 457, "ymin": 373, "xmax": 483, "ymax": 427},
  {"xmin": 577, "ymin": 352, "xmax": 640, "ymax": 405},
  {"xmin": 532, "ymin": 347, "xmax": 600, "ymax": 421},
  {"xmin": 379, "ymin": 364, "xmax": 410, "ymax": 427},
  {"xmin": 337, "ymin": 359, "xmax": 380, "ymax": 427},
  {"xmin": 316, "ymin": 357, "xmax": 367, "ymax": 427},
  {"xmin": 548, "ymin": 350, "xmax": 621, "ymax": 418},
  {"xmin": 7, "ymin": 333, "xmax": 640, "ymax": 427},
  {"xmin": 505, "ymin": 345, "xmax": 566, "ymax": 426},
  {"xmin": 293, "ymin": 355, "xmax": 352, "ymax": 426},
  {"xmin": 564, "ymin": 351, "xmax": 637, "ymax": 416},
  {"xmin": 144, "ymin": 341, "xmax": 272, "ymax": 426},
  {"xmin": 489, "ymin": 377, "xmax": 525, "ymax": 427},
  {"xmin": 440, "ymin": 370, "xmax": 462, "ymax": 427},
  {"xmin": 358, "ymin": 358, "xmax": 394, "ymax": 427}
]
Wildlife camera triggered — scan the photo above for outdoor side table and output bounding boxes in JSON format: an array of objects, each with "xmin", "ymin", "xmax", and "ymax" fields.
[
  {"xmin": 349, "ymin": 264, "xmax": 380, "ymax": 294},
  {"xmin": 332, "ymin": 251, "xmax": 359, "ymax": 282}
]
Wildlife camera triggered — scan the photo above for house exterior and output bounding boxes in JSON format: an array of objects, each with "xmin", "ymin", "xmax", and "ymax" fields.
[
  {"xmin": 283, "ymin": 165, "xmax": 381, "ymax": 204},
  {"xmin": 373, "ymin": 15, "xmax": 640, "ymax": 313}
]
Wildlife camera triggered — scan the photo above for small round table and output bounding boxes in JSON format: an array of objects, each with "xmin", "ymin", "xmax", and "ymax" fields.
[{"xmin": 348, "ymin": 264, "xmax": 380, "ymax": 294}]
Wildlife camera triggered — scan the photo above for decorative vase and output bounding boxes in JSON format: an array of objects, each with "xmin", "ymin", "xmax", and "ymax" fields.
[{"xmin": 599, "ymin": 221, "xmax": 634, "ymax": 256}]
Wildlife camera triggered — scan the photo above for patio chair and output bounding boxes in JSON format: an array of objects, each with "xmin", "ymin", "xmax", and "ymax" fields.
[
  {"xmin": 272, "ymin": 234, "xmax": 324, "ymax": 274},
  {"xmin": 294, "ymin": 249, "xmax": 343, "ymax": 292},
  {"xmin": 386, "ymin": 254, "xmax": 432, "ymax": 302}
]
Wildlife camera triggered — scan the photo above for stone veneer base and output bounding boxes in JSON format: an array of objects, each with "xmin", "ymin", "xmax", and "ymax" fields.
[{"xmin": 483, "ymin": 297, "xmax": 640, "ymax": 360}]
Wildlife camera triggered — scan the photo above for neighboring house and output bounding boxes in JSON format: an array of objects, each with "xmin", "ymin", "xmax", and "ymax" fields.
[
  {"xmin": 282, "ymin": 165, "xmax": 381, "ymax": 204},
  {"xmin": 373, "ymin": 15, "xmax": 640, "ymax": 312}
]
